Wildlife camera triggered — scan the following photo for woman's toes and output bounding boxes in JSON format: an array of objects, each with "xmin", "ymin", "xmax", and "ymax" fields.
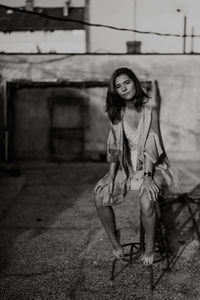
[
  {"xmin": 113, "ymin": 247, "xmax": 124, "ymax": 259},
  {"xmin": 139, "ymin": 253, "xmax": 154, "ymax": 265}
]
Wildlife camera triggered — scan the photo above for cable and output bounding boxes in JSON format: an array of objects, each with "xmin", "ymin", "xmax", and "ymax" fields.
[{"xmin": 1, "ymin": 4, "xmax": 199, "ymax": 38}]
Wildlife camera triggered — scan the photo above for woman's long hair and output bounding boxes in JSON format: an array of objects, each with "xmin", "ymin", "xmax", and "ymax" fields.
[{"xmin": 105, "ymin": 67, "xmax": 149, "ymax": 124}]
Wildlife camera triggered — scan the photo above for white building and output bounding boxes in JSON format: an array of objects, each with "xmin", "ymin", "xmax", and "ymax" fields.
[{"xmin": 0, "ymin": 0, "xmax": 86, "ymax": 53}]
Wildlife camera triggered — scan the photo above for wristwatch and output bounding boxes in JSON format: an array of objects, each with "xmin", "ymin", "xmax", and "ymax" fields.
[{"xmin": 144, "ymin": 171, "xmax": 152, "ymax": 177}]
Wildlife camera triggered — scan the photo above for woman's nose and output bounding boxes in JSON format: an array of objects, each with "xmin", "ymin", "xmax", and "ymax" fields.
[{"xmin": 121, "ymin": 84, "xmax": 127, "ymax": 91}]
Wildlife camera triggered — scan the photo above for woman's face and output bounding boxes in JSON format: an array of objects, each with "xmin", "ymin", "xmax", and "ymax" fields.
[{"xmin": 115, "ymin": 74, "xmax": 136, "ymax": 101}]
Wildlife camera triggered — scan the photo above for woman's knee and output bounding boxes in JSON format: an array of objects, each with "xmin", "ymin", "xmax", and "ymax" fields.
[
  {"xmin": 139, "ymin": 191, "xmax": 154, "ymax": 215},
  {"xmin": 94, "ymin": 192, "xmax": 104, "ymax": 208}
]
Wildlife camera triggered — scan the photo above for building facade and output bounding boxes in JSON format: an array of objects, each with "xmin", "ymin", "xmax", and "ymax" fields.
[
  {"xmin": 0, "ymin": 0, "xmax": 86, "ymax": 53},
  {"xmin": 0, "ymin": 54, "xmax": 199, "ymax": 163}
]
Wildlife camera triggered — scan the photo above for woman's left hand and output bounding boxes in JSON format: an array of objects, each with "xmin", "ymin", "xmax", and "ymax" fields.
[{"xmin": 139, "ymin": 177, "xmax": 159, "ymax": 202}]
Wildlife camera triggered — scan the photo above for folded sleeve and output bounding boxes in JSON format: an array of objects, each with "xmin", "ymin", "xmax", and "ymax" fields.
[
  {"xmin": 106, "ymin": 125, "xmax": 119, "ymax": 163},
  {"xmin": 144, "ymin": 130, "xmax": 173, "ymax": 186},
  {"xmin": 144, "ymin": 130, "xmax": 164, "ymax": 164},
  {"xmin": 143, "ymin": 105, "xmax": 166, "ymax": 164}
]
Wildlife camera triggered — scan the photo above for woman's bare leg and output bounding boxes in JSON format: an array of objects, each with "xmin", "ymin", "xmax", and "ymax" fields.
[
  {"xmin": 139, "ymin": 190, "xmax": 156, "ymax": 265},
  {"xmin": 94, "ymin": 194, "xmax": 124, "ymax": 259}
]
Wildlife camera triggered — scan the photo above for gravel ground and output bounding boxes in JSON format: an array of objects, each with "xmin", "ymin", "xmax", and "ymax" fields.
[{"xmin": 0, "ymin": 161, "xmax": 200, "ymax": 299}]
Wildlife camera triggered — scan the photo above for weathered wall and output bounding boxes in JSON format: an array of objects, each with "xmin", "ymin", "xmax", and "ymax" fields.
[
  {"xmin": 0, "ymin": 31, "xmax": 85, "ymax": 53},
  {"xmin": 0, "ymin": 54, "xmax": 200, "ymax": 161}
]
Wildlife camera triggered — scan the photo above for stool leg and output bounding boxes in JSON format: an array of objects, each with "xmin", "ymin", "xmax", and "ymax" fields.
[
  {"xmin": 198, "ymin": 202, "xmax": 200, "ymax": 226},
  {"xmin": 140, "ymin": 213, "xmax": 145, "ymax": 252},
  {"xmin": 185, "ymin": 197, "xmax": 200, "ymax": 242},
  {"xmin": 197, "ymin": 202, "xmax": 200, "ymax": 243},
  {"xmin": 110, "ymin": 258, "xmax": 117, "ymax": 280},
  {"xmin": 155, "ymin": 202, "xmax": 168, "ymax": 252},
  {"xmin": 155, "ymin": 201, "xmax": 171, "ymax": 271},
  {"xmin": 130, "ymin": 245, "xmax": 134, "ymax": 262},
  {"xmin": 161, "ymin": 219, "xmax": 171, "ymax": 254},
  {"xmin": 160, "ymin": 222, "xmax": 171, "ymax": 270}
]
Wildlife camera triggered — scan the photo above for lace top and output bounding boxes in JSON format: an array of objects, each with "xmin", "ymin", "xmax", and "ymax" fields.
[{"xmin": 123, "ymin": 118, "xmax": 142, "ymax": 172}]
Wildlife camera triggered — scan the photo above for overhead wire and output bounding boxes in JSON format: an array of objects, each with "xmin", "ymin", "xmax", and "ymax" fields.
[{"xmin": 0, "ymin": 4, "xmax": 200, "ymax": 38}]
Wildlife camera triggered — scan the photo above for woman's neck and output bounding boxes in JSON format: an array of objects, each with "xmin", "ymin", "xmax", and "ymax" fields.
[{"xmin": 125, "ymin": 101, "xmax": 136, "ymax": 111}]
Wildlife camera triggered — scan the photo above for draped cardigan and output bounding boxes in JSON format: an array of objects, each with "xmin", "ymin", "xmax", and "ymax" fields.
[{"xmin": 95, "ymin": 104, "xmax": 173, "ymax": 206}]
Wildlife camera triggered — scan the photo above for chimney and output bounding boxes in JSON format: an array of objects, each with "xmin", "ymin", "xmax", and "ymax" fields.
[
  {"xmin": 126, "ymin": 41, "xmax": 142, "ymax": 54},
  {"xmin": 63, "ymin": 0, "xmax": 71, "ymax": 16},
  {"xmin": 25, "ymin": 0, "xmax": 34, "ymax": 11}
]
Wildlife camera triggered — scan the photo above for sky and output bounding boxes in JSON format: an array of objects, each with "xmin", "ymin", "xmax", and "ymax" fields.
[
  {"xmin": 89, "ymin": 0, "xmax": 200, "ymax": 53},
  {"xmin": 0, "ymin": 0, "xmax": 200, "ymax": 53}
]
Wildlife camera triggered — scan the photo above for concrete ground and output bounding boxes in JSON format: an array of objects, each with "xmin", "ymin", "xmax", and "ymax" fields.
[{"xmin": 0, "ymin": 161, "xmax": 200, "ymax": 300}]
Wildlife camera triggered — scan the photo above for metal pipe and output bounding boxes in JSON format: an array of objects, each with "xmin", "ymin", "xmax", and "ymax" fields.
[
  {"xmin": 3, "ymin": 80, "xmax": 8, "ymax": 161},
  {"xmin": 133, "ymin": 0, "xmax": 137, "ymax": 40},
  {"xmin": 191, "ymin": 26, "xmax": 194, "ymax": 53},
  {"xmin": 183, "ymin": 15, "xmax": 187, "ymax": 54},
  {"xmin": 85, "ymin": 0, "xmax": 90, "ymax": 53}
]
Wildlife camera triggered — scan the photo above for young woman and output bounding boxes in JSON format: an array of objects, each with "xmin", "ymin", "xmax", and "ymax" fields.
[{"xmin": 94, "ymin": 67, "xmax": 173, "ymax": 265}]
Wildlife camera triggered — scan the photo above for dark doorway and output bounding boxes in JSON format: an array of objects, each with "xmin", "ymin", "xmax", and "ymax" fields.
[
  {"xmin": 7, "ymin": 82, "xmax": 90, "ymax": 161},
  {"xmin": 48, "ymin": 91, "xmax": 85, "ymax": 161}
]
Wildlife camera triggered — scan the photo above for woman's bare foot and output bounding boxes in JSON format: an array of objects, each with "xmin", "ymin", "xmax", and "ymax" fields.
[
  {"xmin": 113, "ymin": 245, "xmax": 124, "ymax": 259},
  {"xmin": 139, "ymin": 250, "xmax": 154, "ymax": 265}
]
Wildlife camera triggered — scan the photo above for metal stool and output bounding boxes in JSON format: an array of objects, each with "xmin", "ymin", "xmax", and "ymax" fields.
[
  {"xmin": 184, "ymin": 183, "xmax": 200, "ymax": 243},
  {"xmin": 110, "ymin": 200, "xmax": 171, "ymax": 290}
]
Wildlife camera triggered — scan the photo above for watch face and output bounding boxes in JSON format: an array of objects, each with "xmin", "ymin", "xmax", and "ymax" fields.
[{"xmin": 144, "ymin": 172, "xmax": 152, "ymax": 177}]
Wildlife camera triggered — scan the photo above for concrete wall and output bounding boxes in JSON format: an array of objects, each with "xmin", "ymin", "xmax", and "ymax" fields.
[
  {"xmin": 0, "ymin": 31, "xmax": 86, "ymax": 53},
  {"xmin": 0, "ymin": 54, "xmax": 200, "ymax": 161}
]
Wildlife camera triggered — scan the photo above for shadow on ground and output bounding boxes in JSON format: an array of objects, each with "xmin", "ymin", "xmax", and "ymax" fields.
[{"xmin": 0, "ymin": 162, "xmax": 199, "ymax": 299}]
